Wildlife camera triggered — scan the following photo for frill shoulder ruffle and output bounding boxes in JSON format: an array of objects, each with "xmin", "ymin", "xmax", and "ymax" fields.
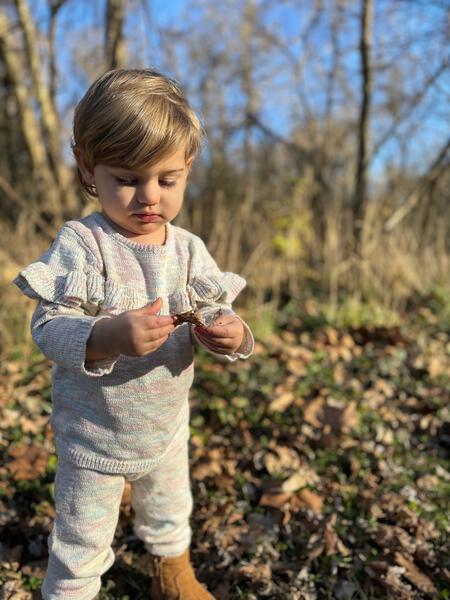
[
  {"xmin": 14, "ymin": 263, "xmax": 246, "ymax": 315},
  {"xmin": 168, "ymin": 272, "xmax": 246, "ymax": 314},
  {"xmin": 13, "ymin": 262, "xmax": 143, "ymax": 314}
]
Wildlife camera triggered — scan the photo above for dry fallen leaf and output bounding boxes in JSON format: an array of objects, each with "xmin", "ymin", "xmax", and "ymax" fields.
[
  {"xmin": 286, "ymin": 358, "xmax": 307, "ymax": 376},
  {"xmin": 239, "ymin": 561, "xmax": 272, "ymax": 581},
  {"xmin": 394, "ymin": 552, "xmax": 438, "ymax": 595},
  {"xmin": 295, "ymin": 488, "xmax": 324, "ymax": 514},
  {"xmin": 259, "ymin": 491, "xmax": 292, "ymax": 509},
  {"xmin": 281, "ymin": 467, "xmax": 319, "ymax": 493},
  {"xmin": 269, "ymin": 391, "xmax": 295, "ymax": 412},
  {"xmin": 264, "ymin": 446, "xmax": 301, "ymax": 475},
  {"xmin": 385, "ymin": 565, "xmax": 415, "ymax": 598},
  {"xmin": 7, "ymin": 443, "xmax": 49, "ymax": 481}
]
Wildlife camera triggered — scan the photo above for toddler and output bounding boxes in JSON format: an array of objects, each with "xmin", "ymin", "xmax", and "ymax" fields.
[{"xmin": 13, "ymin": 68, "xmax": 253, "ymax": 600}]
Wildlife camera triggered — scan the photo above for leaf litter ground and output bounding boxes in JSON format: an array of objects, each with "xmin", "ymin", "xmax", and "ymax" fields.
[{"xmin": 0, "ymin": 305, "xmax": 449, "ymax": 599}]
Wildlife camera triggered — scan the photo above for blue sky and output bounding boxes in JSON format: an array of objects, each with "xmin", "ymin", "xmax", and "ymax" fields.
[{"xmin": 27, "ymin": 0, "xmax": 450, "ymax": 178}]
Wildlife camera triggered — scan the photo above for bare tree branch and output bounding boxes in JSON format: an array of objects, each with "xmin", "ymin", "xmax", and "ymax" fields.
[
  {"xmin": 384, "ymin": 135, "xmax": 450, "ymax": 231},
  {"xmin": 0, "ymin": 175, "xmax": 58, "ymax": 239},
  {"xmin": 370, "ymin": 57, "xmax": 450, "ymax": 162}
]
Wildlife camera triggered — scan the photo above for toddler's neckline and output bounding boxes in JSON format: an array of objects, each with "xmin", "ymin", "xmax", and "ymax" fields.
[{"xmin": 92, "ymin": 212, "xmax": 172, "ymax": 253}]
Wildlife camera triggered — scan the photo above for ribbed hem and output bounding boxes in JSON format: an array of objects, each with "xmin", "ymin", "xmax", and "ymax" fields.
[
  {"xmin": 62, "ymin": 446, "xmax": 164, "ymax": 474},
  {"xmin": 58, "ymin": 422, "xmax": 190, "ymax": 475},
  {"xmin": 144, "ymin": 538, "xmax": 191, "ymax": 559}
]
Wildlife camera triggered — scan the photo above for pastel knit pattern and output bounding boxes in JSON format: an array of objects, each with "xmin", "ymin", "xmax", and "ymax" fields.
[{"xmin": 13, "ymin": 212, "xmax": 254, "ymax": 473}]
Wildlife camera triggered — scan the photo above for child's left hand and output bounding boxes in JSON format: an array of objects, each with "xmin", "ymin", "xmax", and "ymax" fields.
[{"xmin": 194, "ymin": 314, "xmax": 244, "ymax": 355}]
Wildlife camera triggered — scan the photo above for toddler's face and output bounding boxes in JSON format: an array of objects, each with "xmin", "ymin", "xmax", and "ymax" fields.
[{"xmin": 83, "ymin": 146, "xmax": 192, "ymax": 245}]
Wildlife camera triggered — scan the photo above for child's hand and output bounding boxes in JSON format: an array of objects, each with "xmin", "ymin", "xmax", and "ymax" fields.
[
  {"xmin": 86, "ymin": 298, "xmax": 175, "ymax": 362},
  {"xmin": 112, "ymin": 298, "xmax": 175, "ymax": 357},
  {"xmin": 194, "ymin": 314, "xmax": 244, "ymax": 355}
]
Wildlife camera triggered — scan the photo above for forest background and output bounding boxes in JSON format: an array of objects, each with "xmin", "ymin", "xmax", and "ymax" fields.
[{"xmin": 0, "ymin": 1, "xmax": 449, "ymax": 599}]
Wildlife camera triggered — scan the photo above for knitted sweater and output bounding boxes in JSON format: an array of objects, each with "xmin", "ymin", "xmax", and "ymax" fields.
[{"xmin": 13, "ymin": 212, "xmax": 253, "ymax": 473}]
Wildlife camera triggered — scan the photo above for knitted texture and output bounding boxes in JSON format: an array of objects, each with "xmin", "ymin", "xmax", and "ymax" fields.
[
  {"xmin": 41, "ymin": 425, "xmax": 192, "ymax": 600},
  {"xmin": 14, "ymin": 212, "xmax": 253, "ymax": 473}
]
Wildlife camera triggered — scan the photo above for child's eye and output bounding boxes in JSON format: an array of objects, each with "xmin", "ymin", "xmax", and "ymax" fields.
[
  {"xmin": 115, "ymin": 177, "xmax": 138, "ymax": 186},
  {"xmin": 160, "ymin": 179, "xmax": 176, "ymax": 188}
]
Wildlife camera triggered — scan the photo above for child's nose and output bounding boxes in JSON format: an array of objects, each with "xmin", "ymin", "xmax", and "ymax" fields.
[{"xmin": 138, "ymin": 181, "xmax": 161, "ymax": 205}]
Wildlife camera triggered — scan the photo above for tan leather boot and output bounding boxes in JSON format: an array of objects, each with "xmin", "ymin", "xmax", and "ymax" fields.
[{"xmin": 149, "ymin": 548, "xmax": 215, "ymax": 600}]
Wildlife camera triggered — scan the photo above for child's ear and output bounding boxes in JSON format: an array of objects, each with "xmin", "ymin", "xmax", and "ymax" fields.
[
  {"xmin": 185, "ymin": 156, "xmax": 195, "ymax": 173},
  {"xmin": 74, "ymin": 148, "xmax": 95, "ymax": 185}
]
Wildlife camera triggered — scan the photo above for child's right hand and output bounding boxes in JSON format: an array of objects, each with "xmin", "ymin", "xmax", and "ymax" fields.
[{"xmin": 86, "ymin": 298, "xmax": 175, "ymax": 363}]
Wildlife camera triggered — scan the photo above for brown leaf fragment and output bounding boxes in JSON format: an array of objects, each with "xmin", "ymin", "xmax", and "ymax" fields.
[
  {"xmin": 324, "ymin": 517, "xmax": 338, "ymax": 555},
  {"xmin": 239, "ymin": 561, "xmax": 272, "ymax": 581},
  {"xmin": 428, "ymin": 356, "xmax": 444, "ymax": 378},
  {"xmin": 394, "ymin": 552, "xmax": 438, "ymax": 595},
  {"xmin": 385, "ymin": 565, "xmax": 417, "ymax": 599},
  {"xmin": 269, "ymin": 391, "xmax": 295, "ymax": 412},
  {"xmin": 296, "ymin": 488, "xmax": 324, "ymax": 514},
  {"xmin": 7, "ymin": 443, "xmax": 49, "ymax": 481},
  {"xmin": 20, "ymin": 415, "xmax": 48, "ymax": 435},
  {"xmin": 264, "ymin": 446, "xmax": 301, "ymax": 474},
  {"xmin": 1, "ymin": 587, "xmax": 33, "ymax": 600},
  {"xmin": 306, "ymin": 531, "xmax": 325, "ymax": 557},
  {"xmin": 303, "ymin": 397, "xmax": 324, "ymax": 427},
  {"xmin": 192, "ymin": 460, "xmax": 222, "ymax": 480},
  {"xmin": 281, "ymin": 466, "xmax": 319, "ymax": 492},
  {"xmin": 308, "ymin": 543, "xmax": 325, "ymax": 561},
  {"xmin": 21, "ymin": 560, "xmax": 46, "ymax": 580},
  {"xmin": 375, "ymin": 524, "xmax": 416, "ymax": 555},
  {"xmin": 286, "ymin": 357, "xmax": 307, "ymax": 376},
  {"xmin": 259, "ymin": 491, "xmax": 292, "ymax": 508},
  {"xmin": 333, "ymin": 363, "xmax": 346, "ymax": 385},
  {"xmin": 324, "ymin": 326, "xmax": 339, "ymax": 345},
  {"xmin": 374, "ymin": 377, "xmax": 395, "ymax": 398}
]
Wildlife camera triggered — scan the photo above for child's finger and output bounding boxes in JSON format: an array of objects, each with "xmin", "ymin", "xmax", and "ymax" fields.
[
  {"xmin": 194, "ymin": 331, "xmax": 234, "ymax": 352},
  {"xmin": 196, "ymin": 324, "xmax": 235, "ymax": 339},
  {"xmin": 146, "ymin": 324, "xmax": 175, "ymax": 340},
  {"xmin": 146, "ymin": 315, "xmax": 175, "ymax": 328},
  {"xmin": 197, "ymin": 334, "xmax": 235, "ymax": 347}
]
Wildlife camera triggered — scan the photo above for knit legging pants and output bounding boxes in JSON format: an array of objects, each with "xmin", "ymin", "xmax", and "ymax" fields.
[{"xmin": 41, "ymin": 429, "xmax": 193, "ymax": 600}]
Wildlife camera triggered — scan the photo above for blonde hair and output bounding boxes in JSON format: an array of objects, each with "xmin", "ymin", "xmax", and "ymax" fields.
[{"xmin": 72, "ymin": 68, "xmax": 204, "ymax": 196}]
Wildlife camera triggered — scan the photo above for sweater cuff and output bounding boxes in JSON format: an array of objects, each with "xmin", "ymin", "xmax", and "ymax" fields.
[
  {"xmin": 81, "ymin": 316, "xmax": 119, "ymax": 376},
  {"xmin": 231, "ymin": 317, "xmax": 254, "ymax": 360},
  {"xmin": 192, "ymin": 317, "xmax": 254, "ymax": 362},
  {"xmin": 51, "ymin": 315, "xmax": 118, "ymax": 377}
]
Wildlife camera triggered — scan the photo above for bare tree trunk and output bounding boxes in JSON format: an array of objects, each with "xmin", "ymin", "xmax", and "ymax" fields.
[
  {"xmin": 14, "ymin": 0, "xmax": 78, "ymax": 214},
  {"xmin": 48, "ymin": 0, "xmax": 67, "ymax": 105},
  {"xmin": 353, "ymin": 0, "xmax": 373, "ymax": 255},
  {"xmin": 227, "ymin": 0, "xmax": 258, "ymax": 273},
  {"xmin": 105, "ymin": 0, "xmax": 126, "ymax": 70},
  {"xmin": 0, "ymin": 13, "xmax": 61, "ymax": 216}
]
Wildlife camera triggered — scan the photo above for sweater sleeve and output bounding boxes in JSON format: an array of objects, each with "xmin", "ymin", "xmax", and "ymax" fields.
[
  {"xmin": 13, "ymin": 225, "xmax": 118, "ymax": 376},
  {"xmin": 187, "ymin": 236, "xmax": 254, "ymax": 361}
]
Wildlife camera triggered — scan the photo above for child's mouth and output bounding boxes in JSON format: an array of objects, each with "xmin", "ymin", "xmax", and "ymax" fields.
[{"xmin": 135, "ymin": 213, "xmax": 161, "ymax": 222}]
